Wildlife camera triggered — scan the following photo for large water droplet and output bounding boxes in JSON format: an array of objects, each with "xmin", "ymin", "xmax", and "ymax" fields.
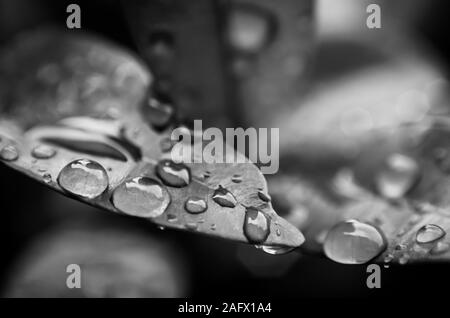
[
  {"xmin": 324, "ymin": 220, "xmax": 386, "ymax": 264},
  {"xmin": 212, "ymin": 185, "xmax": 237, "ymax": 208},
  {"xmin": 256, "ymin": 245, "xmax": 295, "ymax": 255},
  {"xmin": 184, "ymin": 197, "xmax": 208, "ymax": 214},
  {"xmin": 155, "ymin": 159, "xmax": 191, "ymax": 187},
  {"xmin": 243, "ymin": 207, "xmax": 270, "ymax": 244},
  {"xmin": 0, "ymin": 145, "xmax": 19, "ymax": 161},
  {"xmin": 57, "ymin": 159, "xmax": 109, "ymax": 199},
  {"xmin": 376, "ymin": 153, "xmax": 420, "ymax": 199},
  {"xmin": 111, "ymin": 177, "xmax": 170, "ymax": 218},
  {"xmin": 31, "ymin": 144, "xmax": 56, "ymax": 159},
  {"xmin": 415, "ymin": 224, "xmax": 446, "ymax": 244},
  {"xmin": 431, "ymin": 241, "xmax": 450, "ymax": 255}
]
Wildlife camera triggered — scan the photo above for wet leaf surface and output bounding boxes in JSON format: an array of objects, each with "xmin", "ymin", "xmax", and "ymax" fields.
[{"xmin": 0, "ymin": 28, "xmax": 303, "ymax": 249}]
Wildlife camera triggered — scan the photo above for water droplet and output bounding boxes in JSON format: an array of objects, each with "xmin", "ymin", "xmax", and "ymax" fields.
[
  {"xmin": 276, "ymin": 228, "xmax": 281, "ymax": 236},
  {"xmin": 31, "ymin": 144, "xmax": 56, "ymax": 159},
  {"xmin": 158, "ymin": 225, "xmax": 166, "ymax": 231},
  {"xmin": 42, "ymin": 173, "xmax": 52, "ymax": 183},
  {"xmin": 210, "ymin": 224, "xmax": 217, "ymax": 231},
  {"xmin": 58, "ymin": 159, "xmax": 109, "ymax": 199},
  {"xmin": 431, "ymin": 241, "xmax": 450, "ymax": 255},
  {"xmin": 156, "ymin": 159, "xmax": 191, "ymax": 187},
  {"xmin": 243, "ymin": 207, "xmax": 270, "ymax": 244},
  {"xmin": 231, "ymin": 174, "xmax": 242, "ymax": 183},
  {"xmin": 384, "ymin": 254, "xmax": 394, "ymax": 264},
  {"xmin": 256, "ymin": 245, "xmax": 295, "ymax": 255},
  {"xmin": 324, "ymin": 220, "xmax": 386, "ymax": 264},
  {"xmin": 184, "ymin": 197, "xmax": 208, "ymax": 214},
  {"xmin": 111, "ymin": 177, "xmax": 170, "ymax": 218},
  {"xmin": 142, "ymin": 96, "xmax": 174, "ymax": 130},
  {"xmin": 415, "ymin": 224, "xmax": 446, "ymax": 244},
  {"xmin": 399, "ymin": 254, "xmax": 410, "ymax": 265},
  {"xmin": 0, "ymin": 145, "xmax": 19, "ymax": 161},
  {"xmin": 185, "ymin": 222, "xmax": 198, "ymax": 231},
  {"xmin": 376, "ymin": 153, "xmax": 420, "ymax": 199},
  {"xmin": 167, "ymin": 213, "xmax": 178, "ymax": 223},
  {"xmin": 395, "ymin": 244, "xmax": 407, "ymax": 251},
  {"xmin": 258, "ymin": 191, "xmax": 271, "ymax": 202},
  {"xmin": 212, "ymin": 185, "xmax": 237, "ymax": 208}
]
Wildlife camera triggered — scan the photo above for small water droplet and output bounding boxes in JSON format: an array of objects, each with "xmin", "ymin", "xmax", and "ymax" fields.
[
  {"xmin": 256, "ymin": 245, "xmax": 295, "ymax": 255},
  {"xmin": 167, "ymin": 213, "xmax": 178, "ymax": 223},
  {"xmin": 212, "ymin": 185, "xmax": 237, "ymax": 208},
  {"xmin": 376, "ymin": 153, "xmax": 420, "ymax": 199},
  {"xmin": 324, "ymin": 220, "xmax": 386, "ymax": 264},
  {"xmin": 210, "ymin": 223, "xmax": 217, "ymax": 231},
  {"xmin": 142, "ymin": 96, "xmax": 174, "ymax": 130},
  {"xmin": 156, "ymin": 159, "xmax": 191, "ymax": 187},
  {"xmin": 58, "ymin": 159, "xmax": 108, "ymax": 199},
  {"xmin": 258, "ymin": 191, "xmax": 271, "ymax": 202},
  {"xmin": 158, "ymin": 225, "xmax": 166, "ymax": 231},
  {"xmin": 111, "ymin": 176, "xmax": 170, "ymax": 218},
  {"xmin": 415, "ymin": 224, "xmax": 446, "ymax": 244},
  {"xmin": 384, "ymin": 253, "xmax": 394, "ymax": 263},
  {"xmin": 42, "ymin": 173, "xmax": 52, "ymax": 183},
  {"xmin": 395, "ymin": 244, "xmax": 407, "ymax": 251},
  {"xmin": 0, "ymin": 145, "xmax": 19, "ymax": 161},
  {"xmin": 399, "ymin": 254, "xmax": 410, "ymax": 265},
  {"xmin": 431, "ymin": 241, "xmax": 450, "ymax": 255},
  {"xmin": 276, "ymin": 228, "xmax": 281, "ymax": 236},
  {"xmin": 231, "ymin": 174, "xmax": 242, "ymax": 183},
  {"xmin": 184, "ymin": 197, "xmax": 208, "ymax": 214},
  {"xmin": 185, "ymin": 222, "xmax": 198, "ymax": 231},
  {"xmin": 243, "ymin": 207, "xmax": 270, "ymax": 244},
  {"xmin": 31, "ymin": 144, "xmax": 56, "ymax": 159}
]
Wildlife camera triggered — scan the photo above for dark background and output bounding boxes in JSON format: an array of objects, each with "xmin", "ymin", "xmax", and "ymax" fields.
[{"xmin": 1, "ymin": 0, "xmax": 450, "ymax": 298}]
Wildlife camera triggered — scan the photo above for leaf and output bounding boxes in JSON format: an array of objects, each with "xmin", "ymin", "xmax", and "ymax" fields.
[
  {"xmin": 0, "ymin": 28, "xmax": 304, "ymax": 249},
  {"xmin": 269, "ymin": 120, "xmax": 450, "ymax": 263}
]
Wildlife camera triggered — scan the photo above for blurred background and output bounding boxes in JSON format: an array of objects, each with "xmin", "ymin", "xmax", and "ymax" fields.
[{"xmin": 0, "ymin": 0, "xmax": 449, "ymax": 298}]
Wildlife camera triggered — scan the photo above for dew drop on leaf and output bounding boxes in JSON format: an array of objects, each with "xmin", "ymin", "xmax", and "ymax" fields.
[
  {"xmin": 166, "ymin": 213, "xmax": 178, "ymax": 223},
  {"xmin": 185, "ymin": 222, "xmax": 198, "ymax": 231},
  {"xmin": 155, "ymin": 159, "xmax": 191, "ymax": 187},
  {"xmin": 258, "ymin": 191, "xmax": 271, "ymax": 202},
  {"xmin": 243, "ymin": 207, "xmax": 271, "ymax": 244},
  {"xmin": 324, "ymin": 220, "xmax": 386, "ymax": 264},
  {"xmin": 256, "ymin": 245, "xmax": 295, "ymax": 255},
  {"xmin": 415, "ymin": 224, "xmax": 446, "ymax": 244},
  {"xmin": 31, "ymin": 144, "xmax": 56, "ymax": 159},
  {"xmin": 431, "ymin": 241, "xmax": 450, "ymax": 255},
  {"xmin": 184, "ymin": 196, "xmax": 208, "ymax": 214},
  {"xmin": 57, "ymin": 159, "xmax": 109, "ymax": 199},
  {"xmin": 111, "ymin": 177, "xmax": 170, "ymax": 218},
  {"xmin": 375, "ymin": 153, "xmax": 420, "ymax": 199},
  {"xmin": 142, "ymin": 96, "xmax": 175, "ymax": 130},
  {"xmin": 42, "ymin": 173, "xmax": 52, "ymax": 184},
  {"xmin": 212, "ymin": 185, "xmax": 237, "ymax": 208},
  {"xmin": 0, "ymin": 145, "xmax": 19, "ymax": 161},
  {"xmin": 231, "ymin": 174, "xmax": 242, "ymax": 183}
]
